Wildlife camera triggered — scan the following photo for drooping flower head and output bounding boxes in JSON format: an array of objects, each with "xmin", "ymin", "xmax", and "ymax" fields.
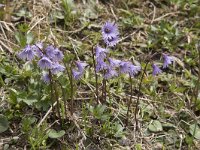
[
  {"xmin": 51, "ymin": 63, "xmax": 65, "ymax": 74},
  {"xmin": 96, "ymin": 59, "xmax": 108, "ymax": 72},
  {"xmin": 72, "ymin": 61, "xmax": 87, "ymax": 80},
  {"xmin": 18, "ymin": 45, "xmax": 36, "ymax": 61},
  {"xmin": 104, "ymin": 67, "xmax": 118, "ymax": 79},
  {"xmin": 52, "ymin": 48, "xmax": 64, "ymax": 62},
  {"xmin": 38, "ymin": 56, "xmax": 53, "ymax": 69},
  {"xmin": 108, "ymin": 58, "xmax": 121, "ymax": 67},
  {"xmin": 31, "ymin": 42, "xmax": 43, "ymax": 58},
  {"xmin": 76, "ymin": 61, "xmax": 88, "ymax": 72},
  {"xmin": 119, "ymin": 61, "xmax": 131, "ymax": 74},
  {"xmin": 129, "ymin": 64, "xmax": 141, "ymax": 76},
  {"xmin": 45, "ymin": 45, "xmax": 55, "ymax": 59},
  {"xmin": 162, "ymin": 54, "xmax": 174, "ymax": 69},
  {"xmin": 72, "ymin": 70, "xmax": 82, "ymax": 80},
  {"xmin": 152, "ymin": 64, "xmax": 162, "ymax": 76},
  {"xmin": 104, "ymin": 35, "xmax": 119, "ymax": 47},
  {"xmin": 42, "ymin": 72, "xmax": 50, "ymax": 84},
  {"xmin": 102, "ymin": 21, "xmax": 119, "ymax": 41},
  {"xmin": 96, "ymin": 46, "xmax": 108, "ymax": 61}
]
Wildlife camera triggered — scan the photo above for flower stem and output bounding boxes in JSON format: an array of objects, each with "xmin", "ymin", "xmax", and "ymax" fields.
[
  {"xmin": 54, "ymin": 82, "xmax": 62, "ymax": 126},
  {"xmin": 126, "ymin": 75, "xmax": 133, "ymax": 127},
  {"xmin": 49, "ymin": 70, "xmax": 55, "ymax": 114},
  {"xmin": 92, "ymin": 46, "xmax": 99, "ymax": 103},
  {"xmin": 134, "ymin": 61, "xmax": 148, "ymax": 130}
]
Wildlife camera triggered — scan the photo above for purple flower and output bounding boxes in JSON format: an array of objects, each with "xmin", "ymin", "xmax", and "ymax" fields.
[
  {"xmin": 72, "ymin": 70, "xmax": 83, "ymax": 80},
  {"xmin": 42, "ymin": 72, "xmax": 50, "ymax": 84},
  {"xmin": 38, "ymin": 56, "xmax": 53, "ymax": 69},
  {"xmin": 76, "ymin": 61, "xmax": 88, "ymax": 72},
  {"xmin": 104, "ymin": 67, "xmax": 118, "ymax": 79},
  {"xmin": 96, "ymin": 59, "xmax": 108, "ymax": 72},
  {"xmin": 119, "ymin": 61, "xmax": 131, "ymax": 74},
  {"xmin": 52, "ymin": 48, "xmax": 64, "ymax": 62},
  {"xmin": 31, "ymin": 42, "xmax": 43, "ymax": 58},
  {"xmin": 102, "ymin": 21, "xmax": 119, "ymax": 41},
  {"xmin": 108, "ymin": 58, "xmax": 121, "ymax": 67},
  {"xmin": 129, "ymin": 64, "xmax": 141, "ymax": 76},
  {"xmin": 152, "ymin": 64, "xmax": 162, "ymax": 76},
  {"xmin": 18, "ymin": 45, "xmax": 36, "ymax": 61},
  {"xmin": 45, "ymin": 45, "xmax": 55, "ymax": 59},
  {"xmin": 51, "ymin": 63, "xmax": 65, "ymax": 74},
  {"xmin": 72, "ymin": 61, "xmax": 87, "ymax": 80},
  {"xmin": 104, "ymin": 35, "xmax": 119, "ymax": 47},
  {"xmin": 163, "ymin": 54, "xmax": 174, "ymax": 68},
  {"xmin": 96, "ymin": 46, "xmax": 108, "ymax": 61}
]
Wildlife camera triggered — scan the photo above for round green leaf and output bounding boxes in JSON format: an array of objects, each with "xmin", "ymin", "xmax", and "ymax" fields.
[
  {"xmin": 0, "ymin": 115, "xmax": 9, "ymax": 133},
  {"xmin": 48, "ymin": 129, "xmax": 65, "ymax": 139},
  {"xmin": 189, "ymin": 124, "xmax": 200, "ymax": 139},
  {"xmin": 148, "ymin": 120, "xmax": 163, "ymax": 132}
]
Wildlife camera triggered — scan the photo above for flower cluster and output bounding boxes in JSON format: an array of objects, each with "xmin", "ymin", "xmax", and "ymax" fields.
[
  {"xmin": 95, "ymin": 21, "xmax": 141, "ymax": 79},
  {"xmin": 18, "ymin": 42, "xmax": 65, "ymax": 83}
]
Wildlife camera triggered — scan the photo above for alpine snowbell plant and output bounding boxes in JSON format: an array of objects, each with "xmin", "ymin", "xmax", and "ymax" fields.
[
  {"xmin": 18, "ymin": 43, "xmax": 65, "ymax": 124},
  {"xmin": 17, "ymin": 20, "xmax": 175, "ymax": 130}
]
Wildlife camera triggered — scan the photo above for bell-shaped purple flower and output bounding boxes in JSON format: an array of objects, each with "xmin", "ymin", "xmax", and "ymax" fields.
[
  {"xmin": 129, "ymin": 64, "xmax": 141, "ymax": 76},
  {"xmin": 104, "ymin": 67, "xmax": 118, "ymax": 79},
  {"xmin": 104, "ymin": 35, "xmax": 119, "ymax": 47},
  {"xmin": 152, "ymin": 64, "xmax": 162, "ymax": 76},
  {"xmin": 51, "ymin": 63, "xmax": 65, "ymax": 74},
  {"xmin": 96, "ymin": 59, "xmax": 108, "ymax": 72},
  {"xmin": 72, "ymin": 70, "xmax": 83, "ymax": 80},
  {"xmin": 108, "ymin": 58, "xmax": 121, "ymax": 67},
  {"xmin": 18, "ymin": 45, "xmax": 36, "ymax": 61},
  {"xmin": 42, "ymin": 72, "xmax": 50, "ymax": 84},
  {"xmin": 38, "ymin": 56, "xmax": 53, "ymax": 69},
  {"xmin": 163, "ymin": 54, "xmax": 174, "ymax": 68},
  {"xmin": 119, "ymin": 61, "xmax": 131, "ymax": 74},
  {"xmin": 96, "ymin": 46, "xmax": 108, "ymax": 61},
  {"xmin": 45, "ymin": 45, "xmax": 55, "ymax": 59},
  {"xmin": 76, "ymin": 61, "xmax": 88, "ymax": 72},
  {"xmin": 31, "ymin": 42, "xmax": 43, "ymax": 58},
  {"xmin": 72, "ymin": 61, "xmax": 87, "ymax": 80},
  {"xmin": 52, "ymin": 48, "xmax": 64, "ymax": 62},
  {"xmin": 102, "ymin": 21, "xmax": 119, "ymax": 41}
]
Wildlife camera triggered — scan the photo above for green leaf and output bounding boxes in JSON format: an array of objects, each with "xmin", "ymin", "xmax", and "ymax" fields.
[
  {"xmin": 48, "ymin": 129, "xmax": 65, "ymax": 138},
  {"xmin": 148, "ymin": 120, "xmax": 163, "ymax": 132},
  {"xmin": 0, "ymin": 115, "xmax": 9, "ymax": 133},
  {"xmin": 26, "ymin": 33, "xmax": 34, "ymax": 44},
  {"xmin": 189, "ymin": 124, "xmax": 200, "ymax": 139},
  {"xmin": 21, "ymin": 98, "xmax": 37, "ymax": 106}
]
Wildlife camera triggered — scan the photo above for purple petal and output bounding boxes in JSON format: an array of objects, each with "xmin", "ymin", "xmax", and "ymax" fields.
[
  {"xmin": 163, "ymin": 54, "xmax": 174, "ymax": 68},
  {"xmin": 104, "ymin": 67, "xmax": 118, "ymax": 79},
  {"xmin": 42, "ymin": 72, "xmax": 50, "ymax": 84},
  {"xmin": 51, "ymin": 63, "xmax": 65, "ymax": 74},
  {"xmin": 95, "ymin": 46, "xmax": 108, "ymax": 60},
  {"xmin": 45, "ymin": 45, "xmax": 55, "ymax": 59},
  {"xmin": 38, "ymin": 56, "xmax": 53, "ymax": 69},
  {"xmin": 129, "ymin": 65, "xmax": 141, "ymax": 76},
  {"xmin": 152, "ymin": 64, "xmax": 162, "ymax": 76},
  {"xmin": 18, "ymin": 45, "xmax": 36, "ymax": 61},
  {"xmin": 76, "ymin": 61, "xmax": 87, "ymax": 72},
  {"xmin": 102, "ymin": 21, "xmax": 119, "ymax": 40},
  {"xmin": 104, "ymin": 35, "xmax": 119, "ymax": 47},
  {"xmin": 108, "ymin": 58, "xmax": 121, "ymax": 67},
  {"xmin": 119, "ymin": 61, "xmax": 131, "ymax": 74},
  {"xmin": 72, "ymin": 69, "xmax": 83, "ymax": 80},
  {"xmin": 53, "ymin": 48, "xmax": 64, "ymax": 62}
]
